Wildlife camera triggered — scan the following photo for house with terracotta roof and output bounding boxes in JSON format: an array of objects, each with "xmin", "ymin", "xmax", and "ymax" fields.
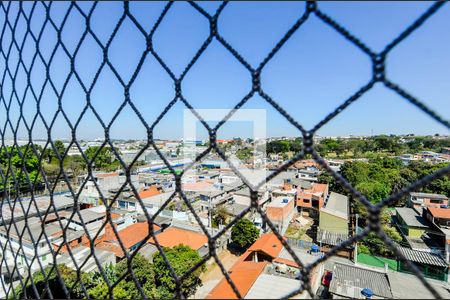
[
  {"xmin": 425, "ymin": 207, "xmax": 450, "ymax": 227},
  {"xmin": 114, "ymin": 185, "xmax": 163, "ymax": 211},
  {"xmin": 77, "ymin": 172, "xmax": 140, "ymax": 207},
  {"xmin": 206, "ymin": 233, "xmax": 321, "ymax": 299},
  {"xmin": 93, "ymin": 221, "xmax": 161, "ymax": 260},
  {"xmin": 148, "ymin": 226, "xmax": 209, "ymax": 257},
  {"xmin": 408, "ymin": 192, "xmax": 449, "ymax": 212},
  {"xmin": 423, "ymin": 207, "xmax": 450, "ymax": 263}
]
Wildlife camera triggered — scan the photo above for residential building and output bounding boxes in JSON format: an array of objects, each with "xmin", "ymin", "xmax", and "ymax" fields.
[
  {"xmin": 67, "ymin": 208, "xmax": 105, "ymax": 234},
  {"xmin": 408, "ymin": 192, "xmax": 449, "ymax": 211},
  {"xmin": 0, "ymin": 217, "xmax": 62, "ymax": 273},
  {"xmin": 325, "ymin": 159, "xmax": 344, "ymax": 173},
  {"xmin": 297, "ymin": 169, "xmax": 320, "ymax": 182},
  {"xmin": 319, "ymin": 192, "xmax": 349, "ymax": 235},
  {"xmin": 55, "ymin": 246, "xmax": 115, "ymax": 272},
  {"xmin": 207, "ymin": 233, "xmax": 320, "ymax": 299},
  {"xmin": 397, "ymin": 153, "xmax": 419, "ymax": 166},
  {"xmin": 266, "ymin": 196, "xmax": 295, "ymax": 235},
  {"xmin": 388, "ymin": 269, "xmax": 450, "ymax": 298},
  {"xmin": 0, "ymin": 194, "xmax": 74, "ymax": 225},
  {"xmin": 296, "ymin": 183, "xmax": 329, "ymax": 214},
  {"xmin": 394, "ymin": 207, "xmax": 429, "ymax": 238},
  {"xmin": 397, "ymin": 246, "xmax": 449, "ymax": 282},
  {"xmin": 94, "ymin": 221, "xmax": 161, "ymax": 260},
  {"xmin": 317, "ymin": 192, "xmax": 351, "ymax": 257},
  {"xmin": 233, "ymin": 187, "xmax": 269, "ymax": 207},
  {"xmin": 148, "ymin": 226, "xmax": 209, "ymax": 257},
  {"xmin": 77, "ymin": 172, "xmax": 140, "ymax": 207},
  {"xmin": 423, "ymin": 207, "xmax": 450, "ymax": 263},
  {"xmin": 425, "ymin": 207, "xmax": 450, "ymax": 227}
]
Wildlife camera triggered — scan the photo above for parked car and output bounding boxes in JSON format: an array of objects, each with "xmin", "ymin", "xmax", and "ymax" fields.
[{"xmin": 321, "ymin": 271, "xmax": 333, "ymax": 287}]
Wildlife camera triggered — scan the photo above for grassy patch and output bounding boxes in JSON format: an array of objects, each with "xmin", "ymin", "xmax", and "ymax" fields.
[
  {"xmin": 357, "ymin": 253, "xmax": 398, "ymax": 271},
  {"xmin": 284, "ymin": 223, "xmax": 313, "ymax": 242}
]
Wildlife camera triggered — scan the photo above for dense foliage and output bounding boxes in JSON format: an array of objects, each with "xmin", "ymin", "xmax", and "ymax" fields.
[
  {"xmin": 0, "ymin": 146, "xmax": 43, "ymax": 194},
  {"xmin": 266, "ymin": 139, "xmax": 302, "ymax": 154},
  {"xmin": 315, "ymin": 135, "xmax": 450, "ymax": 158},
  {"xmin": 231, "ymin": 218, "xmax": 260, "ymax": 249},
  {"xmin": 15, "ymin": 248, "xmax": 204, "ymax": 299},
  {"xmin": 84, "ymin": 146, "xmax": 121, "ymax": 171},
  {"xmin": 319, "ymin": 157, "xmax": 449, "ymax": 257}
]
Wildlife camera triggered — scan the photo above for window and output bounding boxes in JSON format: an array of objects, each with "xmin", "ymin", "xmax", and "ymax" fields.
[{"xmin": 430, "ymin": 199, "xmax": 442, "ymax": 204}]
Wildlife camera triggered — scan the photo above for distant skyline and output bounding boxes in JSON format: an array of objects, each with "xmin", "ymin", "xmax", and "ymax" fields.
[{"xmin": 1, "ymin": 1, "xmax": 449, "ymax": 140}]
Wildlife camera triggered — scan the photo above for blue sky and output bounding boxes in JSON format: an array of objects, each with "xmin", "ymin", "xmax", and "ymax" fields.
[{"xmin": 2, "ymin": 1, "xmax": 449, "ymax": 140}]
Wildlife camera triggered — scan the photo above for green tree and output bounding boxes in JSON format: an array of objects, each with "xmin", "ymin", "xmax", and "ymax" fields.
[
  {"xmin": 355, "ymin": 181, "xmax": 391, "ymax": 204},
  {"xmin": 0, "ymin": 146, "xmax": 43, "ymax": 194},
  {"xmin": 84, "ymin": 146, "xmax": 120, "ymax": 171},
  {"xmin": 231, "ymin": 218, "xmax": 259, "ymax": 249},
  {"xmin": 236, "ymin": 147, "xmax": 253, "ymax": 161},
  {"xmin": 152, "ymin": 245, "xmax": 205, "ymax": 298},
  {"xmin": 213, "ymin": 205, "xmax": 229, "ymax": 226},
  {"xmin": 15, "ymin": 265, "xmax": 82, "ymax": 299}
]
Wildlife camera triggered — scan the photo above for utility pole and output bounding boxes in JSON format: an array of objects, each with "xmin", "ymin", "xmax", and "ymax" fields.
[
  {"xmin": 209, "ymin": 196, "xmax": 212, "ymax": 230},
  {"xmin": 354, "ymin": 213, "xmax": 359, "ymax": 265}
]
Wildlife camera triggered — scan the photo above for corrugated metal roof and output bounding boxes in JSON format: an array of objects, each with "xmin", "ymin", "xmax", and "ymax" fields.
[
  {"xmin": 317, "ymin": 229, "xmax": 350, "ymax": 246},
  {"xmin": 57, "ymin": 246, "xmax": 116, "ymax": 273},
  {"xmin": 398, "ymin": 246, "xmax": 448, "ymax": 267},
  {"xmin": 329, "ymin": 263, "xmax": 393, "ymax": 299}
]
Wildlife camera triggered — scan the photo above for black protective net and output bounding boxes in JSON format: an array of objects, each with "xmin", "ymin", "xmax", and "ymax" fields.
[{"xmin": 0, "ymin": 1, "xmax": 449, "ymax": 299}]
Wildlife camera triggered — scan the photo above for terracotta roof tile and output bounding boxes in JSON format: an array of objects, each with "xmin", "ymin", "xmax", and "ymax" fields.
[
  {"xmin": 247, "ymin": 233, "xmax": 284, "ymax": 258},
  {"xmin": 207, "ymin": 261, "xmax": 268, "ymax": 299},
  {"xmin": 96, "ymin": 172, "xmax": 119, "ymax": 178},
  {"xmin": 428, "ymin": 207, "xmax": 450, "ymax": 219},
  {"xmin": 182, "ymin": 181, "xmax": 214, "ymax": 191},
  {"xmin": 148, "ymin": 227, "xmax": 207, "ymax": 251},
  {"xmin": 139, "ymin": 186, "xmax": 161, "ymax": 199},
  {"xmin": 96, "ymin": 222, "xmax": 161, "ymax": 258}
]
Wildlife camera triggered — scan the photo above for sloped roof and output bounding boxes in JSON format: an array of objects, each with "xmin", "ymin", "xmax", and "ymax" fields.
[
  {"xmin": 428, "ymin": 207, "xmax": 450, "ymax": 219},
  {"xmin": 138, "ymin": 186, "xmax": 161, "ymax": 199},
  {"xmin": 207, "ymin": 261, "xmax": 268, "ymax": 299},
  {"xmin": 329, "ymin": 263, "xmax": 393, "ymax": 298},
  {"xmin": 321, "ymin": 192, "xmax": 349, "ymax": 219},
  {"xmin": 248, "ymin": 233, "xmax": 284, "ymax": 259},
  {"xmin": 396, "ymin": 207, "xmax": 429, "ymax": 228},
  {"xmin": 148, "ymin": 227, "xmax": 208, "ymax": 251},
  {"xmin": 96, "ymin": 222, "xmax": 161, "ymax": 258},
  {"xmin": 398, "ymin": 246, "xmax": 448, "ymax": 267},
  {"xmin": 410, "ymin": 192, "xmax": 448, "ymax": 199}
]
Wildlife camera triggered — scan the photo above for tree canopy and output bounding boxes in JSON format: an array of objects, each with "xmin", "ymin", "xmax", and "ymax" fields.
[
  {"xmin": 15, "ymin": 249, "xmax": 204, "ymax": 299},
  {"xmin": 231, "ymin": 218, "xmax": 260, "ymax": 249}
]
